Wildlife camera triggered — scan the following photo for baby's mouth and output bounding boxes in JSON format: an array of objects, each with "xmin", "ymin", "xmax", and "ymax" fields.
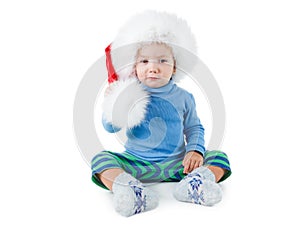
[{"xmin": 147, "ymin": 76, "xmax": 159, "ymax": 80}]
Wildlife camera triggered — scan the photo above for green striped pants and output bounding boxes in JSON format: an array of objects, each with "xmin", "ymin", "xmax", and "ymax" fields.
[{"xmin": 91, "ymin": 150, "xmax": 231, "ymax": 189}]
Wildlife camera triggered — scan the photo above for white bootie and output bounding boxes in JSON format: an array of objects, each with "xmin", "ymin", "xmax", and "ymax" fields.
[
  {"xmin": 112, "ymin": 172, "xmax": 159, "ymax": 217},
  {"xmin": 173, "ymin": 167, "xmax": 222, "ymax": 206}
]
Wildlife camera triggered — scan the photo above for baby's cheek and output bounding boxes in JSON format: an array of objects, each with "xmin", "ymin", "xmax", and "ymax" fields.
[{"xmin": 137, "ymin": 72, "xmax": 146, "ymax": 81}]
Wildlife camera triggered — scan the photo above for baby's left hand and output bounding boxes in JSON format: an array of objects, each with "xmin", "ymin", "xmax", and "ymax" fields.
[{"xmin": 182, "ymin": 151, "xmax": 204, "ymax": 174}]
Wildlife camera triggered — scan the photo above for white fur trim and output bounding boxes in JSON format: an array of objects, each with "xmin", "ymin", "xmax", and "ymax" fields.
[
  {"xmin": 102, "ymin": 78, "xmax": 150, "ymax": 129},
  {"xmin": 110, "ymin": 10, "xmax": 197, "ymax": 80}
]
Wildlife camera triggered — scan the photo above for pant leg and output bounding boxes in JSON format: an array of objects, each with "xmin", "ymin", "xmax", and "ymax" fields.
[
  {"xmin": 91, "ymin": 151, "xmax": 159, "ymax": 189},
  {"xmin": 161, "ymin": 150, "xmax": 232, "ymax": 183},
  {"xmin": 91, "ymin": 151, "xmax": 124, "ymax": 189},
  {"xmin": 203, "ymin": 150, "xmax": 232, "ymax": 182}
]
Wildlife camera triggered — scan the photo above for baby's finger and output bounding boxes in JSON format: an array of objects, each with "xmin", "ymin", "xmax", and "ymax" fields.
[
  {"xmin": 193, "ymin": 160, "xmax": 201, "ymax": 170},
  {"xmin": 183, "ymin": 161, "xmax": 190, "ymax": 174},
  {"xmin": 189, "ymin": 160, "xmax": 197, "ymax": 172},
  {"xmin": 199, "ymin": 158, "xmax": 204, "ymax": 167}
]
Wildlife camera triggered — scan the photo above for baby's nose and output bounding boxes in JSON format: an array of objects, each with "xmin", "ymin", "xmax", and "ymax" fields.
[
  {"xmin": 149, "ymin": 68, "xmax": 158, "ymax": 73},
  {"xmin": 148, "ymin": 62, "xmax": 159, "ymax": 73}
]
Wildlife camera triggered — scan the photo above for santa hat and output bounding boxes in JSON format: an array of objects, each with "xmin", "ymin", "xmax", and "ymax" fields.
[{"xmin": 103, "ymin": 10, "xmax": 198, "ymax": 129}]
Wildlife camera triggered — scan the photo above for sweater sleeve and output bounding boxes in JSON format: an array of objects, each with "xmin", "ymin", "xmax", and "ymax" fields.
[
  {"xmin": 102, "ymin": 115, "xmax": 121, "ymax": 133},
  {"xmin": 183, "ymin": 94, "xmax": 206, "ymax": 155}
]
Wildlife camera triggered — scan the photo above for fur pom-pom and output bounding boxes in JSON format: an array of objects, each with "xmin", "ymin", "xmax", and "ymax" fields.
[{"xmin": 102, "ymin": 78, "xmax": 150, "ymax": 129}]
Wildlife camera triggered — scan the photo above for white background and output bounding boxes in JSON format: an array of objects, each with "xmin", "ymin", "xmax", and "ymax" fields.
[{"xmin": 1, "ymin": 0, "xmax": 299, "ymax": 224}]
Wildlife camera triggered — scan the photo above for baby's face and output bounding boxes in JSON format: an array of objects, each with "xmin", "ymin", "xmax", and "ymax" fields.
[{"xmin": 135, "ymin": 43, "xmax": 175, "ymax": 88}]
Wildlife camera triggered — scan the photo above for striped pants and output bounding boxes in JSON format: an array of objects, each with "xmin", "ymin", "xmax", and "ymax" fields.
[{"xmin": 91, "ymin": 150, "xmax": 231, "ymax": 190}]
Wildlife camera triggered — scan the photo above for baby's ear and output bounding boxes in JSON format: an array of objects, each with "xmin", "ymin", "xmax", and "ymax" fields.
[
  {"xmin": 130, "ymin": 64, "xmax": 137, "ymax": 77},
  {"xmin": 173, "ymin": 60, "xmax": 177, "ymax": 73},
  {"xmin": 173, "ymin": 66, "xmax": 176, "ymax": 74}
]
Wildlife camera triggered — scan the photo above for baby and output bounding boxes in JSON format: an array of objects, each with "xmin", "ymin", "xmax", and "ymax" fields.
[{"xmin": 91, "ymin": 11, "xmax": 231, "ymax": 217}]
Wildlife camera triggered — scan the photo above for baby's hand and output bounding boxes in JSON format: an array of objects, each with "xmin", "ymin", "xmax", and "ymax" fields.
[{"xmin": 182, "ymin": 151, "xmax": 204, "ymax": 174}]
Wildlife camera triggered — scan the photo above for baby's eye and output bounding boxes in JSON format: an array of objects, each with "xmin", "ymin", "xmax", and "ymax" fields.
[
  {"xmin": 139, "ymin": 59, "xmax": 149, "ymax": 64},
  {"xmin": 159, "ymin": 59, "xmax": 169, "ymax": 64}
]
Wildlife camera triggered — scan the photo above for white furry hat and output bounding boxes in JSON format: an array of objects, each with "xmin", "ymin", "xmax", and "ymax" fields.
[
  {"xmin": 108, "ymin": 10, "xmax": 198, "ymax": 81},
  {"xmin": 103, "ymin": 10, "xmax": 198, "ymax": 129}
]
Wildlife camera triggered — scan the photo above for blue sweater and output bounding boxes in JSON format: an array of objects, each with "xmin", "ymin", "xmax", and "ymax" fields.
[{"xmin": 102, "ymin": 80, "xmax": 205, "ymax": 162}]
